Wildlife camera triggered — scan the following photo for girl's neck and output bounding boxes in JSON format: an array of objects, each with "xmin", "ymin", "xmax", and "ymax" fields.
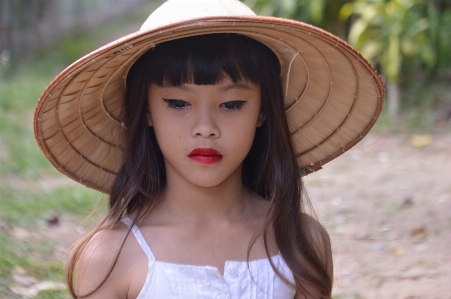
[{"xmin": 153, "ymin": 167, "xmax": 252, "ymax": 225}]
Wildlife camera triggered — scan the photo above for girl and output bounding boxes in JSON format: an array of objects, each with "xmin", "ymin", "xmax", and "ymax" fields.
[{"xmin": 33, "ymin": 0, "xmax": 384, "ymax": 298}]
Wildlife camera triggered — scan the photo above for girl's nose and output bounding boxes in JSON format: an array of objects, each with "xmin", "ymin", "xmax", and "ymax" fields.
[{"xmin": 191, "ymin": 107, "xmax": 220, "ymax": 138}]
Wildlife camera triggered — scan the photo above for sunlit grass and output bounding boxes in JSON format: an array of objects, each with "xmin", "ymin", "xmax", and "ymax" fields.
[
  {"xmin": 0, "ymin": 184, "xmax": 104, "ymax": 298},
  {"xmin": 38, "ymin": 290, "xmax": 71, "ymax": 299},
  {"xmin": 0, "ymin": 65, "xmax": 57, "ymax": 176},
  {"xmin": 0, "ymin": 184, "xmax": 103, "ymax": 227},
  {"xmin": 0, "ymin": 231, "xmax": 70, "ymax": 298}
]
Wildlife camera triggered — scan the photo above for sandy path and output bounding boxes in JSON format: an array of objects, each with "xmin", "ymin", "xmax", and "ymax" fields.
[{"xmin": 307, "ymin": 133, "xmax": 451, "ymax": 298}]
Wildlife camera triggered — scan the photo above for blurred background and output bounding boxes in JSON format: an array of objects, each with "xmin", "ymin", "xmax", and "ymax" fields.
[{"xmin": 0, "ymin": 0, "xmax": 450, "ymax": 298}]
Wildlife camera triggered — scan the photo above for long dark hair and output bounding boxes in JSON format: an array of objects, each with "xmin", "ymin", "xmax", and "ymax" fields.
[{"xmin": 67, "ymin": 34, "xmax": 332, "ymax": 298}]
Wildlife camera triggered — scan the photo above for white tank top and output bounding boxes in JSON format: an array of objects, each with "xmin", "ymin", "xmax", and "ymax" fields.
[{"xmin": 122, "ymin": 217, "xmax": 296, "ymax": 299}]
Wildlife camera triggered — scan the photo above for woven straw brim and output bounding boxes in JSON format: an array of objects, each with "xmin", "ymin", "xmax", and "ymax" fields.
[{"xmin": 34, "ymin": 16, "xmax": 384, "ymax": 194}]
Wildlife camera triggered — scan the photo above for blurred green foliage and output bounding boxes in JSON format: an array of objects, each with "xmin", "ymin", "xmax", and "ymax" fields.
[
  {"xmin": 340, "ymin": 0, "xmax": 436, "ymax": 120},
  {"xmin": 243, "ymin": 0, "xmax": 349, "ymax": 34},
  {"xmin": 243, "ymin": 0, "xmax": 451, "ymax": 123},
  {"xmin": 340, "ymin": 0, "xmax": 435, "ymax": 82},
  {"xmin": 243, "ymin": 0, "xmax": 451, "ymax": 71}
]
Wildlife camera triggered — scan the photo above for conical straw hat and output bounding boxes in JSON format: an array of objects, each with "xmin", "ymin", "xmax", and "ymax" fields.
[{"xmin": 34, "ymin": 0, "xmax": 384, "ymax": 193}]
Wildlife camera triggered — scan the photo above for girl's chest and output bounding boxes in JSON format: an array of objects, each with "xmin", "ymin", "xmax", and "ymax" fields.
[{"xmin": 139, "ymin": 223, "xmax": 276, "ymax": 274}]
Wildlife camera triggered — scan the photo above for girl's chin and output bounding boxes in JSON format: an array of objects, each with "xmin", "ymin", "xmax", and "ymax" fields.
[
  {"xmin": 164, "ymin": 160, "xmax": 243, "ymax": 189},
  {"xmin": 171, "ymin": 171, "xmax": 240, "ymax": 189},
  {"xmin": 186, "ymin": 177, "xmax": 234, "ymax": 189}
]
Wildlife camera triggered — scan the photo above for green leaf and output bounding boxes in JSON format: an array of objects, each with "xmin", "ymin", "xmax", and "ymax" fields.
[
  {"xmin": 401, "ymin": 40, "xmax": 418, "ymax": 56},
  {"xmin": 339, "ymin": 3, "xmax": 354, "ymax": 21},
  {"xmin": 361, "ymin": 41, "xmax": 382, "ymax": 62},
  {"xmin": 385, "ymin": 35, "xmax": 402, "ymax": 81},
  {"xmin": 407, "ymin": 18, "xmax": 429, "ymax": 37},
  {"xmin": 280, "ymin": 0, "xmax": 296, "ymax": 16},
  {"xmin": 310, "ymin": 0, "xmax": 324, "ymax": 23},
  {"xmin": 348, "ymin": 19, "xmax": 369, "ymax": 47},
  {"xmin": 418, "ymin": 43, "xmax": 437, "ymax": 69}
]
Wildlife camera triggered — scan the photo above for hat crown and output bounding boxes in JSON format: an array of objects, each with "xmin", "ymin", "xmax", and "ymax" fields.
[{"xmin": 140, "ymin": 0, "xmax": 256, "ymax": 31}]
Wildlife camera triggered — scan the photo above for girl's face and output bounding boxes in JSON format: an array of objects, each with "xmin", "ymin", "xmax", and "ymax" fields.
[{"xmin": 147, "ymin": 76, "xmax": 265, "ymax": 188}]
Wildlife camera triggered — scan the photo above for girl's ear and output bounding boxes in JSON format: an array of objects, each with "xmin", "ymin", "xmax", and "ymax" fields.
[
  {"xmin": 257, "ymin": 111, "xmax": 266, "ymax": 127},
  {"xmin": 146, "ymin": 108, "xmax": 153, "ymax": 127}
]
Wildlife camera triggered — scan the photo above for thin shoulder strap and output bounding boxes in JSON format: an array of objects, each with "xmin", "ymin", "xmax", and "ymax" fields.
[{"xmin": 122, "ymin": 217, "xmax": 156, "ymax": 262}]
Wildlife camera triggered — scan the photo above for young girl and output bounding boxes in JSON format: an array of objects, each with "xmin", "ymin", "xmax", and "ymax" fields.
[{"xmin": 33, "ymin": 1, "xmax": 384, "ymax": 298}]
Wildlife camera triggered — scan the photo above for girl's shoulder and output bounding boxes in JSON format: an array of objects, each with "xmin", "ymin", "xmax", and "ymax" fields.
[{"xmin": 74, "ymin": 222, "xmax": 148, "ymax": 299}]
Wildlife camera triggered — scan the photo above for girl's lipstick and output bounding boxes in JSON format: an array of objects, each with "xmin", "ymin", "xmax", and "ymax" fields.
[{"xmin": 188, "ymin": 148, "xmax": 223, "ymax": 164}]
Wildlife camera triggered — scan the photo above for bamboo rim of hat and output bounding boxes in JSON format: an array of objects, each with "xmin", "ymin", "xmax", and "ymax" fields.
[{"xmin": 34, "ymin": 16, "xmax": 385, "ymax": 193}]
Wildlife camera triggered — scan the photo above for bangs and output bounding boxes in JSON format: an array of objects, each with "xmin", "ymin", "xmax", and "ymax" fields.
[{"xmin": 145, "ymin": 34, "xmax": 275, "ymax": 86}]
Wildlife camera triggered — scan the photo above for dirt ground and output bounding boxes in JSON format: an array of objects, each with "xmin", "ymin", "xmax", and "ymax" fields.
[{"xmin": 306, "ymin": 133, "xmax": 451, "ymax": 299}]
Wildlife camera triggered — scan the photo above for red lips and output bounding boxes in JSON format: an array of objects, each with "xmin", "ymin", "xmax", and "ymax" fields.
[{"xmin": 188, "ymin": 148, "xmax": 223, "ymax": 164}]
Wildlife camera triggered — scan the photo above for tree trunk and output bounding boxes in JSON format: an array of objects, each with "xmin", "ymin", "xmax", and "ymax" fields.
[
  {"xmin": 387, "ymin": 80, "xmax": 400, "ymax": 123},
  {"xmin": 0, "ymin": 0, "xmax": 12, "ymax": 70}
]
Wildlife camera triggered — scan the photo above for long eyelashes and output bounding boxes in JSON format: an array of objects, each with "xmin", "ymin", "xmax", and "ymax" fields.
[
  {"xmin": 163, "ymin": 99, "xmax": 188, "ymax": 109},
  {"xmin": 162, "ymin": 99, "xmax": 247, "ymax": 111},
  {"xmin": 220, "ymin": 100, "xmax": 246, "ymax": 111}
]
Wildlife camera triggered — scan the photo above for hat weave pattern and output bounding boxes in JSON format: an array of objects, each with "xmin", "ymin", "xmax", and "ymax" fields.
[{"xmin": 34, "ymin": 1, "xmax": 384, "ymax": 193}]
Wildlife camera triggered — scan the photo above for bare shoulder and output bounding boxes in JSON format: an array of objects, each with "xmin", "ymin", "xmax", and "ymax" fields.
[
  {"xmin": 74, "ymin": 223, "xmax": 131, "ymax": 299},
  {"xmin": 300, "ymin": 213, "xmax": 333, "ymax": 279}
]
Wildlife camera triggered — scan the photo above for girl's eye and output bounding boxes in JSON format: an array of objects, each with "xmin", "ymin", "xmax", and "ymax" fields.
[
  {"xmin": 163, "ymin": 99, "xmax": 190, "ymax": 110},
  {"xmin": 221, "ymin": 101, "xmax": 246, "ymax": 111}
]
